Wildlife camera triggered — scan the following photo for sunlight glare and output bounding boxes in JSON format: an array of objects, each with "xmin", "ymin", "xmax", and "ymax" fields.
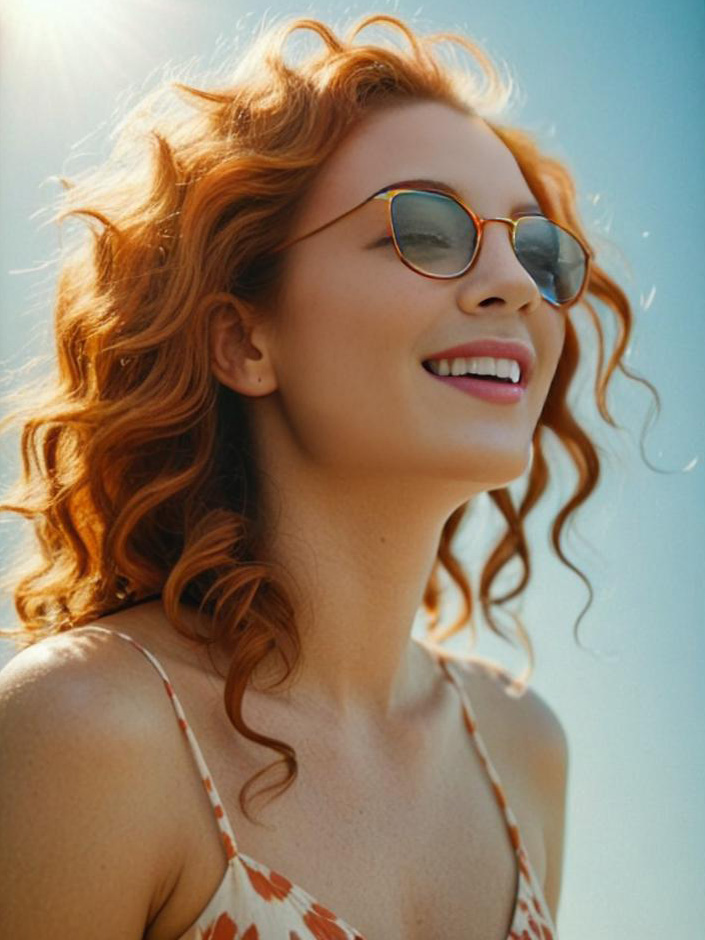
[
  {"xmin": 6, "ymin": 0, "xmax": 101, "ymax": 33},
  {"xmin": 3, "ymin": 0, "xmax": 165, "ymax": 105}
]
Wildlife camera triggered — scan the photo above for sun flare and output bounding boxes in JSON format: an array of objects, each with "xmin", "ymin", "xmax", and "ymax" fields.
[
  {"xmin": 3, "ymin": 0, "xmax": 172, "ymax": 101},
  {"xmin": 5, "ymin": 0, "xmax": 102, "ymax": 32}
]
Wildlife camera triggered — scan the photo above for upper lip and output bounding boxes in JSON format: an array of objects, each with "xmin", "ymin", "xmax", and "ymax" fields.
[{"xmin": 422, "ymin": 338, "xmax": 536, "ymax": 385}]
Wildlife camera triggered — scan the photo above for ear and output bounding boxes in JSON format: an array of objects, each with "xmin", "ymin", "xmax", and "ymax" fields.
[{"xmin": 209, "ymin": 298, "xmax": 277, "ymax": 397}]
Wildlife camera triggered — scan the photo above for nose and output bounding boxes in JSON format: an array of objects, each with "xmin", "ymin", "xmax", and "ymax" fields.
[{"xmin": 460, "ymin": 218, "xmax": 541, "ymax": 313}]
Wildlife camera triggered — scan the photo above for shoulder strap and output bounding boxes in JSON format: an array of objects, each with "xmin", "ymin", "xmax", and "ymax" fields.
[
  {"xmin": 77, "ymin": 625, "xmax": 240, "ymax": 866},
  {"xmin": 431, "ymin": 651, "xmax": 526, "ymax": 856}
]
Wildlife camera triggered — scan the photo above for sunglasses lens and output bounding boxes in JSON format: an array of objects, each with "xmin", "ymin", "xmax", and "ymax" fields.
[
  {"xmin": 390, "ymin": 191, "xmax": 587, "ymax": 304},
  {"xmin": 514, "ymin": 216, "xmax": 587, "ymax": 305},
  {"xmin": 390, "ymin": 191, "xmax": 477, "ymax": 276}
]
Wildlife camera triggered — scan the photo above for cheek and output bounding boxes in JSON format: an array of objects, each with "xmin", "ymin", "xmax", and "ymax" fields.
[
  {"xmin": 276, "ymin": 257, "xmax": 417, "ymax": 388},
  {"xmin": 536, "ymin": 306, "xmax": 566, "ymax": 374},
  {"xmin": 268, "ymin": 259, "xmax": 428, "ymax": 459},
  {"xmin": 550, "ymin": 316, "xmax": 567, "ymax": 377},
  {"xmin": 530, "ymin": 313, "xmax": 567, "ymax": 417}
]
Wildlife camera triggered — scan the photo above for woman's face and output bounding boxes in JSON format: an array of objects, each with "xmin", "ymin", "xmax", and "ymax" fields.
[{"xmin": 239, "ymin": 100, "xmax": 566, "ymax": 493}]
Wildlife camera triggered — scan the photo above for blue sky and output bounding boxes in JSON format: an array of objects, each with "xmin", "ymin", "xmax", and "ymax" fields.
[{"xmin": 1, "ymin": 1, "xmax": 703, "ymax": 936}]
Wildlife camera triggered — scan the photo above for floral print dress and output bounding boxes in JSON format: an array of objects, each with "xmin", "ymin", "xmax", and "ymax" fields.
[{"xmin": 82, "ymin": 627, "xmax": 557, "ymax": 940}]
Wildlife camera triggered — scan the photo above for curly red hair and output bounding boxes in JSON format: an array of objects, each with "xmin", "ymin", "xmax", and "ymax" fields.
[{"xmin": 0, "ymin": 12, "xmax": 660, "ymax": 823}]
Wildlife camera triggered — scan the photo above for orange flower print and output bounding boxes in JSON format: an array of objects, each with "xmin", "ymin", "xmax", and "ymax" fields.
[
  {"xmin": 199, "ymin": 913, "xmax": 260, "ymax": 940},
  {"xmin": 517, "ymin": 850, "xmax": 532, "ymax": 880},
  {"xmin": 302, "ymin": 902, "xmax": 353, "ymax": 939},
  {"xmin": 242, "ymin": 860, "xmax": 295, "ymax": 902},
  {"xmin": 199, "ymin": 911, "xmax": 238, "ymax": 940}
]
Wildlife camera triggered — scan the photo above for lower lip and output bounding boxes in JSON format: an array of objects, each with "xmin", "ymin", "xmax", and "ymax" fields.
[{"xmin": 424, "ymin": 370, "xmax": 527, "ymax": 403}]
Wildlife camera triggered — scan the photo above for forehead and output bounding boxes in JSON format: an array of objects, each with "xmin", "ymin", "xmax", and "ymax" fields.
[{"xmin": 298, "ymin": 101, "xmax": 537, "ymax": 231}]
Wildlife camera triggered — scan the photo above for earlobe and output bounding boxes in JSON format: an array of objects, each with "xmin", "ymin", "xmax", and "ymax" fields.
[{"xmin": 209, "ymin": 302, "xmax": 277, "ymax": 397}]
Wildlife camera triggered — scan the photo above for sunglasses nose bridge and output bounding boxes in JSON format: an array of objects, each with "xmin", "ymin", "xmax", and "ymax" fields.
[
  {"xmin": 476, "ymin": 216, "xmax": 516, "ymax": 238},
  {"xmin": 472, "ymin": 216, "xmax": 518, "ymax": 264}
]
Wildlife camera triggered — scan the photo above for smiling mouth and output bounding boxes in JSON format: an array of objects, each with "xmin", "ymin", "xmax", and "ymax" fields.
[{"xmin": 421, "ymin": 361, "xmax": 520, "ymax": 385}]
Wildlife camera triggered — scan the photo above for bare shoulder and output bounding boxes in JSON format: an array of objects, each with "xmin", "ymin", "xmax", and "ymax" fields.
[
  {"xmin": 436, "ymin": 649, "xmax": 569, "ymax": 795},
  {"xmin": 0, "ymin": 625, "xmax": 183, "ymax": 747},
  {"xmin": 0, "ymin": 629, "xmax": 187, "ymax": 939}
]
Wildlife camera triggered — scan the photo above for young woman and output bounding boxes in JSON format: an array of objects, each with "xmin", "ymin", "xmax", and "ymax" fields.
[{"xmin": 0, "ymin": 11, "xmax": 656, "ymax": 940}]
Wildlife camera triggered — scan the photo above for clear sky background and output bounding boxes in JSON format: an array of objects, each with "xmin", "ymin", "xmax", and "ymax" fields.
[{"xmin": 1, "ymin": 1, "xmax": 703, "ymax": 937}]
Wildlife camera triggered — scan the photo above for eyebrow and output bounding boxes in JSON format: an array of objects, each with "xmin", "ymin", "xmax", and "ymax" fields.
[{"xmin": 372, "ymin": 177, "xmax": 544, "ymax": 217}]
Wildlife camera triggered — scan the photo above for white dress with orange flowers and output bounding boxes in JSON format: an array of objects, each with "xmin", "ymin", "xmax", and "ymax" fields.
[{"xmin": 83, "ymin": 626, "xmax": 557, "ymax": 940}]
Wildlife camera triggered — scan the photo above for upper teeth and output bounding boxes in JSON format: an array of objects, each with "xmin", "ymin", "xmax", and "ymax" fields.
[{"xmin": 427, "ymin": 356, "xmax": 522, "ymax": 382}]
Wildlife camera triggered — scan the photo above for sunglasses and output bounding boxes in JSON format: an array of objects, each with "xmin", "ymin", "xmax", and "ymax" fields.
[{"xmin": 274, "ymin": 185, "xmax": 593, "ymax": 308}]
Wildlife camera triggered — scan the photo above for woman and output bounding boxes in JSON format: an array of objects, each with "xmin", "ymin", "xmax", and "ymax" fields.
[{"xmin": 0, "ymin": 11, "xmax": 657, "ymax": 940}]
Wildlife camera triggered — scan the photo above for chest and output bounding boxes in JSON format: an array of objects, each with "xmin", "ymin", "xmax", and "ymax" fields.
[{"xmin": 151, "ymin": 675, "xmax": 546, "ymax": 940}]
